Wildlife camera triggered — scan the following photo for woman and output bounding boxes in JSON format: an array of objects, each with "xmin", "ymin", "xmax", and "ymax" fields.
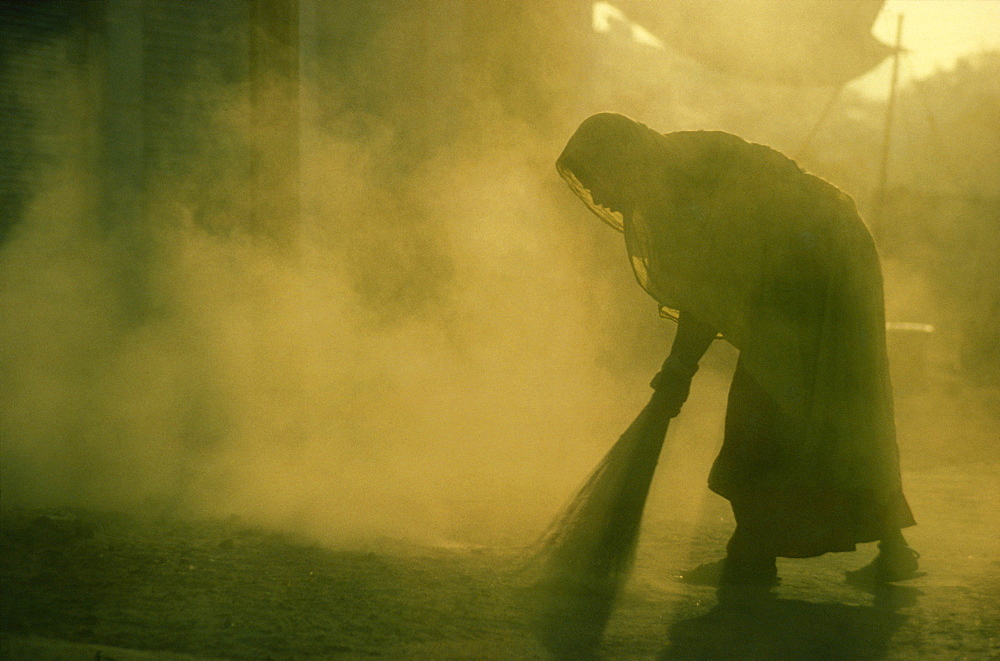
[{"xmin": 557, "ymin": 113, "xmax": 919, "ymax": 585}]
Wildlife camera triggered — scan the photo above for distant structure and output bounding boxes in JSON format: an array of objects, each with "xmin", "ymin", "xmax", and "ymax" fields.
[{"xmin": 0, "ymin": 0, "xmax": 299, "ymax": 318}]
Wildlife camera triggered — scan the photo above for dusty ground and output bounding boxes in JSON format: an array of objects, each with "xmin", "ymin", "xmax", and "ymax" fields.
[{"xmin": 2, "ymin": 456, "xmax": 997, "ymax": 660}]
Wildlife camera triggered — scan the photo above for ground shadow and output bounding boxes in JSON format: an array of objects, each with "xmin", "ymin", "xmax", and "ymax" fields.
[{"xmin": 658, "ymin": 583, "xmax": 920, "ymax": 660}]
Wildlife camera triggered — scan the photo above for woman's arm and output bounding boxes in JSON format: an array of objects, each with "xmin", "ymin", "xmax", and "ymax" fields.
[{"xmin": 648, "ymin": 311, "xmax": 718, "ymax": 417}]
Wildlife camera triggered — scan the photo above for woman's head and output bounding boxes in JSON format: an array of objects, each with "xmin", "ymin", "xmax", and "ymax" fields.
[
  {"xmin": 556, "ymin": 113, "xmax": 660, "ymax": 229},
  {"xmin": 558, "ymin": 114, "xmax": 747, "ymax": 231}
]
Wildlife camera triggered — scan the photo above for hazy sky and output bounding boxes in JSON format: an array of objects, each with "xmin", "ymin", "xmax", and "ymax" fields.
[
  {"xmin": 594, "ymin": 1, "xmax": 1000, "ymax": 96},
  {"xmin": 850, "ymin": 0, "xmax": 1000, "ymax": 98}
]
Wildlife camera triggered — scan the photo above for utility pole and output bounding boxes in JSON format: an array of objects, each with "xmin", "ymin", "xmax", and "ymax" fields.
[{"xmin": 874, "ymin": 12, "xmax": 904, "ymax": 239}]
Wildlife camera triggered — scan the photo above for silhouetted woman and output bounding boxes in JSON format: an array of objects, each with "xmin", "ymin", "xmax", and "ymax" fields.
[{"xmin": 557, "ymin": 113, "xmax": 920, "ymax": 585}]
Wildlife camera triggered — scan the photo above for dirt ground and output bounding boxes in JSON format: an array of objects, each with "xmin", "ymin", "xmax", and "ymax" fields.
[{"xmin": 2, "ymin": 455, "xmax": 997, "ymax": 660}]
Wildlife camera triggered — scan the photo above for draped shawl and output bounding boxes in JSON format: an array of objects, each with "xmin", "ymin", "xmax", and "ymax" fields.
[{"xmin": 557, "ymin": 114, "xmax": 913, "ymax": 543}]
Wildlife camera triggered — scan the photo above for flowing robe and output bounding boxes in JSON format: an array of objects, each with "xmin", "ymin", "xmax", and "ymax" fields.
[{"xmin": 558, "ymin": 113, "xmax": 914, "ymax": 557}]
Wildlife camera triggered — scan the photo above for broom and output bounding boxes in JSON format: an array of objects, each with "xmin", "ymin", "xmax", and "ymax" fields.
[{"xmin": 526, "ymin": 398, "xmax": 671, "ymax": 659}]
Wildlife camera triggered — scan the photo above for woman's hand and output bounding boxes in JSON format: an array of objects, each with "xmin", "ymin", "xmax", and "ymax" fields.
[
  {"xmin": 647, "ymin": 310, "xmax": 717, "ymax": 418},
  {"xmin": 648, "ymin": 356, "xmax": 698, "ymax": 418}
]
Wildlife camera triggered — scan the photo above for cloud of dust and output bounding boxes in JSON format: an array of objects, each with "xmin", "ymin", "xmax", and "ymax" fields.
[{"xmin": 0, "ymin": 15, "xmax": 676, "ymax": 549}]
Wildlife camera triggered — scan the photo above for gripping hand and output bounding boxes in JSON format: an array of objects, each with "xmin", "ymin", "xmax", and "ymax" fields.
[{"xmin": 648, "ymin": 355, "xmax": 699, "ymax": 418}]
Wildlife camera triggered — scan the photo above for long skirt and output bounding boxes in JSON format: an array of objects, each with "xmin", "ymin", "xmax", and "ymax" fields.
[{"xmin": 708, "ymin": 358, "xmax": 916, "ymax": 558}]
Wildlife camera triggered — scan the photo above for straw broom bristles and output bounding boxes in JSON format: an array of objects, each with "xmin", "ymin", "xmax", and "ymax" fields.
[{"xmin": 525, "ymin": 400, "xmax": 671, "ymax": 658}]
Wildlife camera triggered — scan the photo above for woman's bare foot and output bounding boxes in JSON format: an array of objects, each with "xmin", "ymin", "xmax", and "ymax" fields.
[{"xmin": 846, "ymin": 543, "xmax": 923, "ymax": 584}]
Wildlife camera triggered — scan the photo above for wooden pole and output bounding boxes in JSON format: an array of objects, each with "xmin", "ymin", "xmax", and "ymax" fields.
[{"xmin": 874, "ymin": 13, "xmax": 904, "ymax": 237}]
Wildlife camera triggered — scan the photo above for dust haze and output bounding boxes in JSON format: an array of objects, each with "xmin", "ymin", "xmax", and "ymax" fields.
[{"xmin": 1, "ymin": 2, "xmax": 997, "ymax": 553}]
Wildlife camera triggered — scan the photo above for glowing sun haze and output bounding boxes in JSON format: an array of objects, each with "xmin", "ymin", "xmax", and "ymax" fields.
[{"xmin": 851, "ymin": 0, "xmax": 1000, "ymax": 98}]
